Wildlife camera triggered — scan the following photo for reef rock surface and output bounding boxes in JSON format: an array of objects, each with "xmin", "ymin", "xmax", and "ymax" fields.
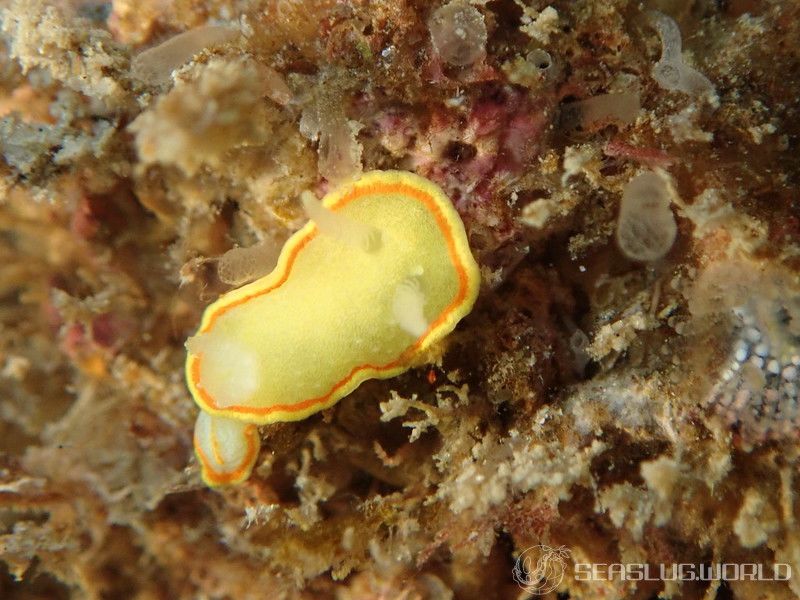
[{"xmin": 0, "ymin": 1, "xmax": 799, "ymax": 598}]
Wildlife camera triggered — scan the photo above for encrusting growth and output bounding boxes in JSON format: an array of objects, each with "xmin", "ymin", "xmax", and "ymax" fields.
[
  {"xmin": 186, "ymin": 171, "xmax": 481, "ymax": 486},
  {"xmin": 691, "ymin": 260, "xmax": 800, "ymax": 445}
]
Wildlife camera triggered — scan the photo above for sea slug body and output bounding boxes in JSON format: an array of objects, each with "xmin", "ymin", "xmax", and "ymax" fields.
[{"xmin": 186, "ymin": 170, "xmax": 481, "ymax": 486}]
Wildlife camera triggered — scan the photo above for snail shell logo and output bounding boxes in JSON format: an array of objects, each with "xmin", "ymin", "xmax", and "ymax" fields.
[{"xmin": 512, "ymin": 544, "xmax": 570, "ymax": 595}]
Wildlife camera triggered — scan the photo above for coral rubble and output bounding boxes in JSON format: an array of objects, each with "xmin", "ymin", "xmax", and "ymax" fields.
[{"xmin": 1, "ymin": 0, "xmax": 799, "ymax": 598}]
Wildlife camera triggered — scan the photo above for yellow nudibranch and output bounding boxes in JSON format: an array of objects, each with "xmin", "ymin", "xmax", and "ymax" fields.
[{"xmin": 186, "ymin": 170, "xmax": 481, "ymax": 486}]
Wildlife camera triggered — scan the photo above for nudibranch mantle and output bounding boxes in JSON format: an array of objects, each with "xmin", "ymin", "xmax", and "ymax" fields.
[{"xmin": 186, "ymin": 170, "xmax": 480, "ymax": 485}]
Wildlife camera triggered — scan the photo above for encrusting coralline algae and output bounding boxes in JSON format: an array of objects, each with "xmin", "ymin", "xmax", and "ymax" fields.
[{"xmin": 0, "ymin": 0, "xmax": 799, "ymax": 598}]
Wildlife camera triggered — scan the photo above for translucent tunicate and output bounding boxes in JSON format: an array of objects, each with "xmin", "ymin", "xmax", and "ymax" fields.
[
  {"xmin": 429, "ymin": 0, "xmax": 487, "ymax": 67},
  {"xmin": 132, "ymin": 25, "xmax": 239, "ymax": 86},
  {"xmin": 648, "ymin": 11, "xmax": 715, "ymax": 99},
  {"xmin": 526, "ymin": 49, "xmax": 553, "ymax": 72},
  {"xmin": 561, "ymin": 92, "xmax": 641, "ymax": 132},
  {"xmin": 616, "ymin": 171, "xmax": 677, "ymax": 262},
  {"xmin": 216, "ymin": 242, "xmax": 281, "ymax": 287}
]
